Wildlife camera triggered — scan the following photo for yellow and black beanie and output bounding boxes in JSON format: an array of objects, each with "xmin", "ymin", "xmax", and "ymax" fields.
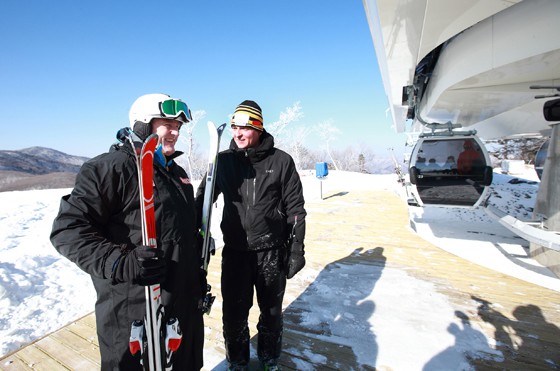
[{"xmin": 231, "ymin": 100, "xmax": 264, "ymax": 131}]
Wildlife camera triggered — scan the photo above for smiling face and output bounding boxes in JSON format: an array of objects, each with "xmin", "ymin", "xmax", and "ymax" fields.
[
  {"xmin": 231, "ymin": 124, "xmax": 262, "ymax": 149},
  {"xmin": 151, "ymin": 118, "xmax": 182, "ymax": 156}
]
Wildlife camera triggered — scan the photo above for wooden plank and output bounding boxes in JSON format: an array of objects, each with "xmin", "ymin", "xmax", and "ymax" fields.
[
  {"xmin": 281, "ymin": 330, "xmax": 360, "ymax": 369},
  {"xmin": 65, "ymin": 319, "xmax": 99, "ymax": 347},
  {"xmin": 76, "ymin": 313, "xmax": 97, "ymax": 329},
  {"xmin": 49, "ymin": 327, "xmax": 100, "ymax": 363},
  {"xmin": 9, "ymin": 345, "xmax": 69, "ymax": 371},
  {"xmin": 34, "ymin": 336, "xmax": 99, "ymax": 370},
  {"xmin": 0, "ymin": 354, "xmax": 33, "ymax": 370}
]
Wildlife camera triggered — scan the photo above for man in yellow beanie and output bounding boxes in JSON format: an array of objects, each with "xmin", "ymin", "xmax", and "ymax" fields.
[{"xmin": 196, "ymin": 100, "xmax": 307, "ymax": 370}]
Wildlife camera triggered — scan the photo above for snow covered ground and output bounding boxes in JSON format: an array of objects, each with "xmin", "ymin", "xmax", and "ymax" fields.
[
  {"xmin": 408, "ymin": 167, "xmax": 560, "ymax": 292},
  {"xmin": 0, "ymin": 168, "xmax": 557, "ymax": 369}
]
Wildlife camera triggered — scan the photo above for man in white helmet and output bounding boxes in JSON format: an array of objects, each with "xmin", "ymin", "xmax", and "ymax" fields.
[{"xmin": 51, "ymin": 93, "xmax": 205, "ymax": 370}]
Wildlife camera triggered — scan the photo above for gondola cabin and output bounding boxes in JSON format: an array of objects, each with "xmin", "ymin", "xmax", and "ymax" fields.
[{"xmin": 408, "ymin": 135, "xmax": 493, "ymax": 207}]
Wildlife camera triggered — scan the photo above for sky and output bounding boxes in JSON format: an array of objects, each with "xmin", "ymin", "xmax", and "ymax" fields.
[
  {"xmin": 1, "ymin": 169, "xmax": 559, "ymax": 369},
  {"xmin": 0, "ymin": 0, "xmax": 406, "ymax": 159}
]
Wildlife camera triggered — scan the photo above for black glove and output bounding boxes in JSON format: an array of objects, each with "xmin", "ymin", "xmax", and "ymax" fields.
[
  {"xmin": 198, "ymin": 267, "xmax": 215, "ymax": 314},
  {"xmin": 199, "ymin": 268, "xmax": 209, "ymax": 295},
  {"xmin": 287, "ymin": 242, "xmax": 305, "ymax": 279},
  {"xmin": 197, "ymin": 232, "xmax": 216, "ymax": 255},
  {"xmin": 111, "ymin": 245, "xmax": 167, "ymax": 286}
]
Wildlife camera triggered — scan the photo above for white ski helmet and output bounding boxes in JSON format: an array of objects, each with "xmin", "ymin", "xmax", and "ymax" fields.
[{"xmin": 128, "ymin": 93, "xmax": 192, "ymax": 138}]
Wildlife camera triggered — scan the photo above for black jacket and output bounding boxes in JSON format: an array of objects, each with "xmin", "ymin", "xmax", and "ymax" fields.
[
  {"xmin": 196, "ymin": 130, "xmax": 306, "ymax": 251},
  {"xmin": 50, "ymin": 137, "xmax": 203, "ymax": 369}
]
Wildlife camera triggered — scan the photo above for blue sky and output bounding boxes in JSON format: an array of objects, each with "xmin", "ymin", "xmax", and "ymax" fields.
[{"xmin": 0, "ymin": 0, "xmax": 406, "ymax": 159}]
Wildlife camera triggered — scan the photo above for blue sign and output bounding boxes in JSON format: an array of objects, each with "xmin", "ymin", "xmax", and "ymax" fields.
[{"xmin": 316, "ymin": 162, "xmax": 328, "ymax": 178}]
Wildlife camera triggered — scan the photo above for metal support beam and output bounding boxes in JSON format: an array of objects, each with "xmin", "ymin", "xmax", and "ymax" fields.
[{"xmin": 484, "ymin": 205, "xmax": 560, "ymax": 252}]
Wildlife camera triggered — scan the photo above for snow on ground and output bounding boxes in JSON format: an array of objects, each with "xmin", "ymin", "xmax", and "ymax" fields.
[
  {"xmin": 0, "ymin": 168, "xmax": 557, "ymax": 370},
  {"xmin": 0, "ymin": 188, "xmax": 96, "ymax": 356},
  {"xmin": 408, "ymin": 167, "xmax": 560, "ymax": 292}
]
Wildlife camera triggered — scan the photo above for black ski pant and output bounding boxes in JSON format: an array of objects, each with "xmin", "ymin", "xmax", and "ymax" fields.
[{"xmin": 221, "ymin": 247, "xmax": 287, "ymax": 366}]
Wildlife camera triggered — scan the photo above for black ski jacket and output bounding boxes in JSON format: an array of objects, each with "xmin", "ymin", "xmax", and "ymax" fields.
[
  {"xmin": 196, "ymin": 130, "xmax": 306, "ymax": 251},
  {"xmin": 50, "ymin": 138, "xmax": 203, "ymax": 369}
]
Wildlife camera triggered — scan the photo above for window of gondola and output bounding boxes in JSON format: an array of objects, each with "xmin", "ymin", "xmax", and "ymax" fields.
[{"xmin": 410, "ymin": 137, "xmax": 491, "ymax": 206}]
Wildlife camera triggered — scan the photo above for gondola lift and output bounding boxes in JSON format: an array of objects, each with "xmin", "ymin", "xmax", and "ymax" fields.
[{"xmin": 407, "ymin": 122, "xmax": 493, "ymax": 208}]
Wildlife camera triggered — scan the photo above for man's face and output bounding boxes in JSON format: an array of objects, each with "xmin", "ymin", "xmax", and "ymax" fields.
[
  {"xmin": 151, "ymin": 118, "xmax": 182, "ymax": 156},
  {"xmin": 231, "ymin": 125, "xmax": 262, "ymax": 149}
]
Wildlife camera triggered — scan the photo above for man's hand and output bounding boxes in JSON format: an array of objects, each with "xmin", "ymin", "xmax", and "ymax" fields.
[
  {"xmin": 199, "ymin": 268, "xmax": 208, "ymax": 295},
  {"xmin": 197, "ymin": 232, "xmax": 216, "ymax": 256},
  {"xmin": 287, "ymin": 242, "xmax": 305, "ymax": 279},
  {"xmin": 111, "ymin": 245, "xmax": 167, "ymax": 286}
]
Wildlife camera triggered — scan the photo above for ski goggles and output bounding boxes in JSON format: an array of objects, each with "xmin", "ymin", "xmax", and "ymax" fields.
[{"xmin": 159, "ymin": 99, "xmax": 192, "ymax": 123}]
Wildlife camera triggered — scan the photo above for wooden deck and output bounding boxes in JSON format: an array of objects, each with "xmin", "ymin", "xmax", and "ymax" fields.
[{"xmin": 2, "ymin": 188, "xmax": 560, "ymax": 370}]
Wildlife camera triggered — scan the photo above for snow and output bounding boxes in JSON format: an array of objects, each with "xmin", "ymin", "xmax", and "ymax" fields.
[
  {"xmin": 0, "ymin": 168, "xmax": 557, "ymax": 369},
  {"xmin": 408, "ymin": 167, "xmax": 560, "ymax": 292},
  {"xmin": 0, "ymin": 189, "xmax": 96, "ymax": 356}
]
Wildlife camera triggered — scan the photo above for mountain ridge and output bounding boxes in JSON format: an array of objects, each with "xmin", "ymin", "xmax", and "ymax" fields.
[
  {"xmin": 0, "ymin": 147, "xmax": 89, "ymax": 192},
  {"xmin": 0, "ymin": 146, "xmax": 89, "ymax": 174}
]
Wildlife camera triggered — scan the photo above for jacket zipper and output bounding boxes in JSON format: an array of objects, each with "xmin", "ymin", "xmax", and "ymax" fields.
[{"xmin": 244, "ymin": 150, "xmax": 257, "ymax": 242}]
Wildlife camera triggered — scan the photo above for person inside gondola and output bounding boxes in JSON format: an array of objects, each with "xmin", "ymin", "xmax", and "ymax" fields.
[
  {"xmin": 457, "ymin": 140, "xmax": 484, "ymax": 175},
  {"xmin": 445, "ymin": 155, "xmax": 457, "ymax": 174},
  {"xmin": 426, "ymin": 158, "xmax": 440, "ymax": 172},
  {"xmin": 415, "ymin": 156, "xmax": 427, "ymax": 171}
]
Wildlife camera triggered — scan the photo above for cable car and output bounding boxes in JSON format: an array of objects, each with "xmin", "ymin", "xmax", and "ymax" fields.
[{"xmin": 407, "ymin": 133, "xmax": 493, "ymax": 207}]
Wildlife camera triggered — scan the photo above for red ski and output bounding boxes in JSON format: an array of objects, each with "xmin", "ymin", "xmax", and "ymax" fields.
[{"xmin": 128, "ymin": 133, "xmax": 182, "ymax": 370}]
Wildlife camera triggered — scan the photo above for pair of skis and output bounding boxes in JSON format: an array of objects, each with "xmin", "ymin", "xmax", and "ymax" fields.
[
  {"xmin": 127, "ymin": 121, "xmax": 225, "ymax": 370},
  {"xmin": 127, "ymin": 132, "xmax": 181, "ymax": 371},
  {"xmin": 199, "ymin": 122, "xmax": 226, "ymax": 314}
]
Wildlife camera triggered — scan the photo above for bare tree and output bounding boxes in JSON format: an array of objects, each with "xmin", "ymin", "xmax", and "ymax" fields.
[
  {"xmin": 332, "ymin": 147, "xmax": 356, "ymax": 171},
  {"xmin": 332, "ymin": 146, "xmax": 370, "ymax": 172},
  {"xmin": 266, "ymin": 101, "xmax": 304, "ymax": 150},
  {"xmin": 178, "ymin": 102, "xmax": 394, "ymax": 176},
  {"xmin": 187, "ymin": 145, "xmax": 209, "ymax": 181},
  {"xmin": 487, "ymin": 137, "xmax": 548, "ymax": 165},
  {"xmin": 258, "ymin": 101, "xmax": 315, "ymax": 171},
  {"xmin": 283, "ymin": 126, "xmax": 312, "ymax": 171},
  {"xmin": 296, "ymin": 146, "xmax": 323, "ymax": 171},
  {"xmin": 177, "ymin": 110, "xmax": 205, "ymax": 180},
  {"xmin": 328, "ymin": 144, "xmax": 393, "ymax": 174},
  {"xmin": 316, "ymin": 120, "xmax": 340, "ymax": 170}
]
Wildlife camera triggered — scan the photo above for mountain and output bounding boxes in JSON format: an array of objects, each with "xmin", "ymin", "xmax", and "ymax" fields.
[
  {"xmin": 0, "ymin": 147, "xmax": 89, "ymax": 192},
  {"xmin": 0, "ymin": 147, "xmax": 89, "ymax": 174}
]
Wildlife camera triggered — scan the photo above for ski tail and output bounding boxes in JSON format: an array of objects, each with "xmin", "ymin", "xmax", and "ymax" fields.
[{"xmin": 198, "ymin": 121, "xmax": 226, "ymax": 314}]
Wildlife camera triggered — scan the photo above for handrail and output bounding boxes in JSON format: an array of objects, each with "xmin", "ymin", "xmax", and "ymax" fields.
[{"xmin": 484, "ymin": 205, "xmax": 560, "ymax": 252}]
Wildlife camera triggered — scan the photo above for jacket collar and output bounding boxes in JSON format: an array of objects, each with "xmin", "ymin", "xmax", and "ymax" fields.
[{"xmin": 230, "ymin": 130, "xmax": 274, "ymax": 163}]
